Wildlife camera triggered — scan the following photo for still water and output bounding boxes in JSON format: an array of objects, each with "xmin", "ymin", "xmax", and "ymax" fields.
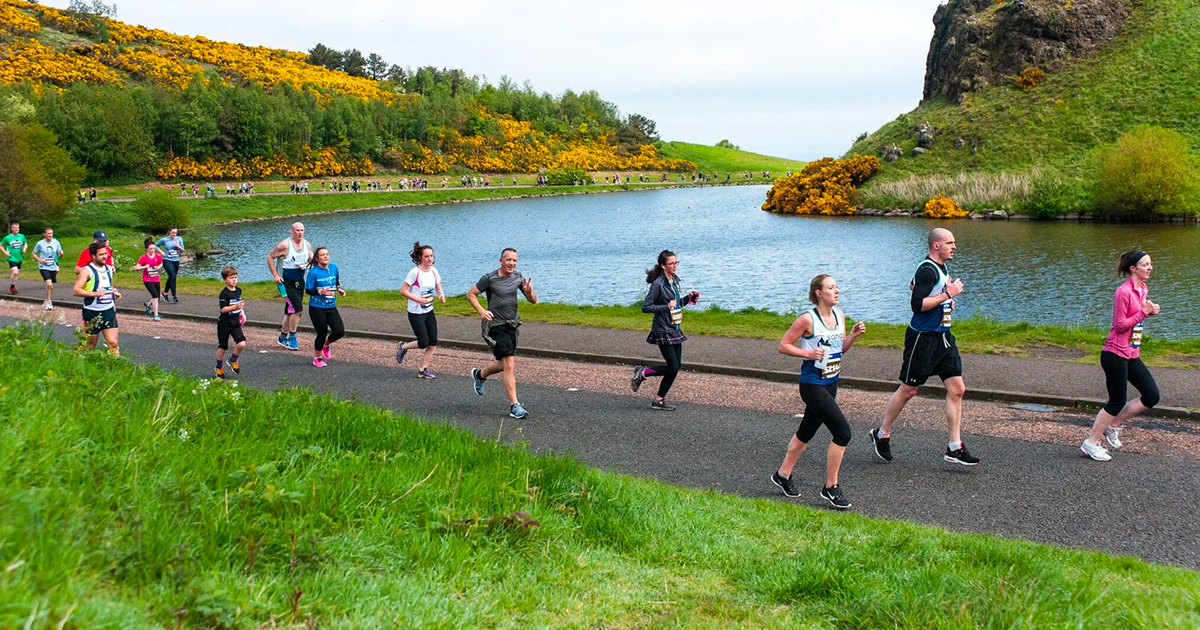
[{"xmin": 192, "ymin": 186, "xmax": 1200, "ymax": 338}]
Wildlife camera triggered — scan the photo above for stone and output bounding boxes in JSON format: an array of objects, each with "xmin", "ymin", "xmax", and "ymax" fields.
[
  {"xmin": 916, "ymin": 122, "xmax": 935, "ymax": 148},
  {"xmin": 989, "ymin": 210, "xmax": 1009, "ymax": 220},
  {"xmin": 954, "ymin": 137, "xmax": 967, "ymax": 149},
  {"xmin": 911, "ymin": 147, "xmax": 929, "ymax": 157},
  {"xmin": 1008, "ymin": 213, "xmax": 1032, "ymax": 221},
  {"xmin": 1062, "ymin": 212, "xmax": 1080, "ymax": 220},
  {"xmin": 969, "ymin": 212, "xmax": 984, "ymax": 220}
]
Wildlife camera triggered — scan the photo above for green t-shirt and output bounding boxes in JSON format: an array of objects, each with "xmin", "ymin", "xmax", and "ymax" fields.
[{"xmin": 1, "ymin": 233, "xmax": 27, "ymax": 263}]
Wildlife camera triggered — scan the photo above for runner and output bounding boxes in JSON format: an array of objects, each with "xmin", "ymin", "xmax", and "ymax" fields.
[
  {"xmin": 266, "ymin": 222, "xmax": 312, "ymax": 351},
  {"xmin": 72, "ymin": 242, "xmax": 121, "ymax": 356},
  {"xmin": 771, "ymin": 274, "xmax": 866, "ymax": 508},
  {"xmin": 215, "ymin": 265, "xmax": 247, "ymax": 379},
  {"xmin": 630, "ymin": 250, "xmax": 700, "ymax": 411},
  {"xmin": 75, "ymin": 231, "xmax": 114, "ymax": 274},
  {"xmin": 155, "ymin": 227, "xmax": 185, "ymax": 303},
  {"xmin": 870, "ymin": 228, "xmax": 981, "ymax": 466},
  {"xmin": 305, "ymin": 247, "xmax": 345, "ymax": 367},
  {"xmin": 32, "ymin": 227, "xmax": 62, "ymax": 310},
  {"xmin": 396, "ymin": 241, "xmax": 445, "ymax": 379},
  {"xmin": 1, "ymin": 222, "xmax": 27, "ymax": 295},
  {"xmin": 133, "ymin": 238, "xmax": 163, "ymax": 321},
  {"xmin": 466, "ymin": 248, "xmax": 538, "ymax": 419},
  {"xmin": 1080, "ymin": 250, "xmax": 1162, "ymax": 461}
]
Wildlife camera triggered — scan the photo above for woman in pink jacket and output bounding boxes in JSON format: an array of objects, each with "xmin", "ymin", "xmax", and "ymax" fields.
[{"xmin": 1080, "ymin": 250, "xmax": 1161, "ymax": 461}]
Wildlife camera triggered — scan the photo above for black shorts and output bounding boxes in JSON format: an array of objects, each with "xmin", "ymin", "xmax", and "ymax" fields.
[
  {"xmin": 282, "ymin": 277, "xmax": 304, "ymax": 314},
  {"xmin": 82, "ymin": 307, "xmax": 117, "ymax": 335},
  {"xmin": 487, "ymin": 323, "xmax": 518, "ymax": 360},
  {"xmin": 144, "ymin": 281, "xmax": 161, "ymax": 299},
  {"xmin": 217, "ymin": 319, "xmax": 246, "ymax": 350},
  {"xmin": 899, "ymin": 328, "xmax": 963, "ymax": 386},
  {"xmin": 408, "ymin": 311, "xmax": 439, "ymax": 348},
  {"xmin": 7, "ymin": 260, "xmax": 20, "ymax": 269},
  {"xmin": 40, "ymin": 270, "xmax": 57, "ymax": 283}
]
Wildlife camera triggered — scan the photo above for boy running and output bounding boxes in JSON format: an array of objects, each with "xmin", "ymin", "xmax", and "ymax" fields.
[{"xmin": 215, "ymin": 266, "xmax": 246, "ymax": 379}]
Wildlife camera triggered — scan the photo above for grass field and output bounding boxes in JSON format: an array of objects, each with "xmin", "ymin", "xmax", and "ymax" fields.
[
  {"xmin": 847, "ymin": 0, "xmax": 1200, "ymax": 210},
  {"xmin": 2, "ymin": 325, "xmax": 1197, "ymax": 628},
  {"xmin": 657, "ymin": 141, "xmax": 807, "ymax": 176}
]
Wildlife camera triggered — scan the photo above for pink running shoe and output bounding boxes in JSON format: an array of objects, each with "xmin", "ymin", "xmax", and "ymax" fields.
[
  {"xmin": 321, "ymin": 345, "xmax": 332, "ymax": 360},
  {"xmin": 313, "ymin": 357, "xmax": 328, "ymax": 368}
]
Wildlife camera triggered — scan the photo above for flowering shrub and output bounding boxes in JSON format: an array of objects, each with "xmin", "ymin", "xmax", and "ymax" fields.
[
  {"xmin": 156, "ymin": 147, "xmax": 374, "ymax": 181},
  {"xmin": 924, "ymin": 194, "xmax": 968, "ymax": 219},
  {"xmin": 96, "ymin": 44, "xmax": 203, "ymax": 89},
  {"xmin": 1015, "ymin": 67, "xmax": 1045, "ymax": 90},
  {"xmin": 0, "ymin": 38, "xmax": 122, "ymax": 87},
  {"xmin": 761, "ymin": 154, "xmax": 881, "ymax": 215},
  {"xmin": 0, "ymin": 2, "xmax": 39, "ymax": 35}
]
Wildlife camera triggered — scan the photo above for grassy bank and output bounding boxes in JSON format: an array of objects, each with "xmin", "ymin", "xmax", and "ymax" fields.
[
  {"xmin": 657, "ymin": 141, "xmax": 807, "ymax": 175},
  {"xmin": 2, "ymin": 325, "xmax": 1197, "ymax": 628}
]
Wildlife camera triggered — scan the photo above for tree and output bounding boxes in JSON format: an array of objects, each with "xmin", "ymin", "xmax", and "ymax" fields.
[
  {"xmin": 1093, "ymin": 125, "xmax": 1199, "ymax": 217},
  {"xmin": 0, "ymin": 123, "xmax": 86, "ymax": 225},
  {"xmin": 342, "ymin": 49, "xmax": 367, "ymax": 77},
  {"xmin": 37, "ymin": 84, "xmax": 157, "ymax": 180},
  {"xmin": 306, "ymin": 43, "xmax": 343, "ymax": 71},
  {"xmin": 67, "ymin": 0, "xmax": 117, "ymax": 16},
  {"xmin": 366, "ymin": 53, "xmax": 388, "ymax": 81},
  {"xmin": 716, "ymin": 139, "xmax": 740, "ymax": 150},
  {"xmin": 385, "ymin": 64, "xmax": 407, "ymax": 84}
]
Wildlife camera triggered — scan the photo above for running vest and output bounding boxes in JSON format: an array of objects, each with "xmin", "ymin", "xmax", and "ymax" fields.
[
  {"xmin": 799, "ymin": 307, "xmax": 845, "ymax": 385},
  {"xmin": 909, "ymin": 258, "xmax": 952, "ymax": 332},
  {"xmin": 281, "ymin": 239, "xmax": 312, "ymax": 270},
  {"xmin": 82, "ymin": 263, "xmax": 115, "ymax": 311}
]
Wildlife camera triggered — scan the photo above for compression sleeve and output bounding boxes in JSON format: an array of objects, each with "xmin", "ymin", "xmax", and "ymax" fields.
[{"xmin": 911, "ymin": 265, "xmax": 939, "ymax": 314}]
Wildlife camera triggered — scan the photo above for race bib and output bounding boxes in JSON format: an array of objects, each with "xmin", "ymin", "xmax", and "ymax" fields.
[
  {"xmin": 147, "ymin": 267, "xmax": 159, "ymax": 278},
  {"xmin": 815, "ymin": 351, "xmax": 842, "ymax": 379},
  {"xmin": 941, "ymin": 301, "xmax": 953, "ymax": 328},
  {"xmin": 670, "ymin": 307, "xmax": 683, "ymax": 325},
  {"xmin": 1131, "ymin": 322, "xmax": 1144, "ymax": 348}
]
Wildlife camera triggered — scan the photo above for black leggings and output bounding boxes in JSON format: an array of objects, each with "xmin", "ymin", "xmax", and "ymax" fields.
[
  {"xmin": 162, "ymin": 259, "xmax": 179, "ymax": 296},
  {"xmin": 796, "ymin": 382, "xmax": 852, "ymax": 447},
  {"xmin": 646, "ymin": 343, "xmax": 683, "ymax": 397},
  {"xmin": 1100, "ymin": 351, "xmax": 1160, "ymax": 415},
  {"xmin": 310, "ymin": 306, "xmax": 344, "ymax": 351},
  {"xmin": 407, "ymin": 311, "xmax": 438, "ymax": 348}
]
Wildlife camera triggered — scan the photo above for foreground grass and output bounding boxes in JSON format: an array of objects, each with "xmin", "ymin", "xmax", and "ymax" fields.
[
  {"xmin": 1, "ymin": 325, "xmax": 1197, "ymax": 628},
  {"xmin": 657, "ymin": 141, "xmax": 807, "ymax": 175}
]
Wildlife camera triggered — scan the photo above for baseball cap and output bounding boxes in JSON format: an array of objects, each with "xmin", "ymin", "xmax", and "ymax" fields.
[{"xmin": 92, "ymin": 230, "xmax": 108, "ymax": 242}]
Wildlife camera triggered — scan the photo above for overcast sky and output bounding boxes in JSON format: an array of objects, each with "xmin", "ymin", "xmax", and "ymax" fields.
[{"xmin": 46, "ymin": 0, "xmax": 944, "ymax": 160}]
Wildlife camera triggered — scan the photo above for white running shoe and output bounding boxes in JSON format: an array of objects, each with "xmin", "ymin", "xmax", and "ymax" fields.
[
  {"xmin": 43, "ymin": 301, "xmax": 52, "ymax": 310},
  {"xmin": 1104, "ymin": 426, "xmax": 1123, "ymax": 450},
  {"xmin": 1080, "ymin": 439, "xmax": 1112, "ymax": 462}
]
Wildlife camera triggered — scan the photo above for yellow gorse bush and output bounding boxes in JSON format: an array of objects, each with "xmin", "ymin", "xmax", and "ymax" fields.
[
  {"xmin": 0, "ymin": 2, "xmax": 38, "ymax": 35},
  {"xmin": 156, "ymin": 147, "xmax": 374, "ymax": 181},
  {"xmin": 761, "ymin": 155, "xmax": 880, "ymax": 215},
  {"xmin": 0, "ymin": 38, "xmax": 122, "ymax": 88},
  {"xmin": 923, "ymin": 194, "xmax": 969, "ymax": 218}
]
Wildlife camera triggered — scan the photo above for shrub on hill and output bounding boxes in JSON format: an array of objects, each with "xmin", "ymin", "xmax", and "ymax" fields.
[
  {"xmin": 134, "ymin": 189, "xmax": 188, "ymax": 232},
  {"xmin": 1021, "ymin": 173, "xmax": 1089, "ymax": 218},
  {"xmin": 761, "ymin": 155, "xmax": 880, "ymax": 215},
  {"xmin": 1093, "ymin": 125, "xmax": 1198, "ymax": 218},
  {"xmin": 923, "ymin": 194, "xmax": 967, "ymax": 219}
]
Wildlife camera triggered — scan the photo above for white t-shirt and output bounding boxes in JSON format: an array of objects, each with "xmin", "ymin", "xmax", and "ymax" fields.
[{"xmin": 404, "ymin": 266, "xmax": 441, "ymax": 314}]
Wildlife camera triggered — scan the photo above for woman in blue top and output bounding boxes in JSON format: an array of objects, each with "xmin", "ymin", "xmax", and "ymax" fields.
[
  {"xmin": 305, "ymin": 247, "xmax": 346, "ymax": 368},
  {"xmin": 154, "ymin": 227, "xmax": 185, "ymax": 303},
  {"xmin": 771, "ymin": 274, "xmax": 866, "ymax": 509}
]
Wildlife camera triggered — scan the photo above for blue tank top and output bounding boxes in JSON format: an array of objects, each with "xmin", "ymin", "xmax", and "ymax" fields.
[
  {"xmin": 799, "ymin": 307, "xmax": 845, "ymax": 385},
  {"xmin": 909, "ymin": 258, "xmax": 952, "ymax": 333}
]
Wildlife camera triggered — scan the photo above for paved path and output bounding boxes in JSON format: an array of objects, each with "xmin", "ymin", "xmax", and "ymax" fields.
[
  {"xmin": 7, "ymin": 314, "xmax": 1198, "ymax": 571},
  {"xmin": 8, "ymin": 280, "xmax": 1200, "ymax": 417}
]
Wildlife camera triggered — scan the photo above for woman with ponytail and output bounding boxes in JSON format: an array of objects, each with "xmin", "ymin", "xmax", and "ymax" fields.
[
  {"xmin": 630, "ymin": 250, "xmax": 700, "ymax": 410},
  {"xmin": 396, "ymin": 241, "xmax": 445, "ymax": 378}
]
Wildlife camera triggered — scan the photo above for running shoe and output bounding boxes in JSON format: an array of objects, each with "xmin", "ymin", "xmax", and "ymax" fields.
[
  {"xmin": 171, "ymin": 295, "xmax": 179, "ymax": 303},
  {"xmin": 287, "ymin": 334, "xmax": 299, "ymax": 351},
  {"xmin": 650, "ymin": 399, "xmax": 677, "ymax": 411},
  {"xmin": 509, "ymin": 402, "xmax": 528, "ymax": 419},
  {"xmin": 8, "ymin": 285, "xmax": 16, "ymax": 295},
  {"xmin": 396, "ymin": 342, "xmax": 408, "ymax": 364},
  {"xmin": 1080, "ymin": 439, "xmax": 1112, "ymax": 462},
  {"xmin": 820, "ymin": 485, "xmax": 852, "ymax": 509},
  {"xmin": 321, "ymin": 345, "xmax": 332, "ymax": 360},
  {"xmin": 944, "ymin": 444, "xmax": 981, "ymax": 466},
  {"xmin": 1104, "ymin": 426, "xmax": 1123, "ymax": 450},
  {"xmin": 144, "ymin": 301, "xmax": 153, "ymax": 315},
  {"xmin": 313, "ymin": 357, "xmax": 328, "ymax": 368},
  {"xmin": 771, "ymin": 471, "xmax": 800, "ymax": 498},
  {"xmin": 152, "ymin": 315, "xmax": 161, "ymax": 322},
  {"xmin": 630, "ymin": 365, "xmax": 646, "ymax": 392},
  {"xmin": 43, "ymin": 301, "xmax": 51, "ymax": 310},
  {"xmin": 870, "ymin": 428, "xmax": 893, "ymax": 462},
  {"xmin": 417, "ymin": 368, "xmax": 436, "ymax": 379},
  {"xmin": 471, "ymin": 368, "xmax": 486, "ymax": 396},
  {"xmin": 277, "ymin": 332, "xmax": 289, "ymax": 349},
  {"xmin": 214, "ymin": 365, "xmax": 226, "ymax": 379},
  {"xmin": 228, "ymin": 359, "xmax": 240, "ymax": 374},
  {"xmin": 46, "ymin": 300, "xmax": 53, "ymax": 310}
]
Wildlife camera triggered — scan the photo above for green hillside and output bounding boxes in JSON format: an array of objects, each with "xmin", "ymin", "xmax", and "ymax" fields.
[
  {"xmin": 657, "ymin": 140, "xmax": 806, "ymax": 175},
  {"xmin": 845, "ymin": 0, "xmax": 1200, "ymax": 209}
]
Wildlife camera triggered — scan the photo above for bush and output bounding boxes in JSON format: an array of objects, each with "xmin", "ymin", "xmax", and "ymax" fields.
[
  {"xmin": 924, "ymin": 194, "xmax": 968, "ymax": 219},
  {"xmin": 1093, "ymin": 125, "xmax": 1199, "ymax": 218},
  {"xmin": 133, "ymin": 190, "xmax": 190, "ymax": 233},
  {"xmin": 761, "ymin": 155, "xmax": 880, "ymax": 215},
  {"xmin": 1015, "ymin": 67, "xmax": 1045, "ymax": 90},
  {"xmin": 541, "ymin": 167, "xmax": 593, "ymax": 186},
  {"xmin": 1021, "ymin": 174, "xmax": 1088, "ymax": 218}
]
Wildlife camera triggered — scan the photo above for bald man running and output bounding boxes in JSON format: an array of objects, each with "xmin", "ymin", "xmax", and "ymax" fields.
[
  {"xmin": 267, "ymin": 222, "xmax": 313, "ymax": 351},
  {"xmin": 870, "ymin": 227, "xmax": 980, "ymax": 466}
]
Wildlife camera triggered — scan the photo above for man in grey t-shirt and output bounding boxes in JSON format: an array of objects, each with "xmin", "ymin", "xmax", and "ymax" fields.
[{"xmin": 466, "ymin": 247, "xmax": 538, "ymax": 420}]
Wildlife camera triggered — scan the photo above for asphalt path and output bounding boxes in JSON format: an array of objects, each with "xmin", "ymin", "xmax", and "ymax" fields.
[{"xmin": 11, "ymin": 316, "xmax": 1199, "ymax": 571}]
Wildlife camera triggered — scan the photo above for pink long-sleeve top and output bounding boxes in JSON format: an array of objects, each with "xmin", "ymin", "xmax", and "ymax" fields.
[{"xmin": 1102, "ymin": 277, "xmax": 1149, "ymax": 360}]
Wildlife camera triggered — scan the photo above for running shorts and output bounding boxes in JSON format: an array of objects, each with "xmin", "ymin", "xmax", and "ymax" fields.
[
  {"xmin": 82, "ymin": 307, "xmax": 117, "ymax": 335},
  {"xmin": 282, "ymin": 277, "xmax": 304, "ymax": 314},
  {"xmin": 40, "ymin": 270, "xmax": 57, "ymax": 283},
  {"xmin": 144, "ymin": 281, "xmax": 161, "ymax": 299},
  {"xmin": 899, "ymin": 328, "xmax": 963, "ymax": 386},
  {"xmin": 217, "ymin": 320, "xmax": 246, "ymax": 350},
  {"xmin": 8, "ymin": 261, "xmax": 20, "ymax": 269},
  {"xmin": 487, "ymin": 323, "xmax": 518, "ymax": 360},
  {"xmin": 408, "ymin": 311, "xmax": 439, "ymax": 348}
]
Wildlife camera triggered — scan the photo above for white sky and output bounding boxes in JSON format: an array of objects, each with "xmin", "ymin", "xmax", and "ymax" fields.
[{"xmin": 45, "ymin": 0, "xmax": 944, "ymax": 160}]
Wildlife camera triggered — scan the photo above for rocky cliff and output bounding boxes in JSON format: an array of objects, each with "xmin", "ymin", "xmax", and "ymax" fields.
[{"xmin": 922, "ymin": 0, "xmax": 1131, "ymax": 102}]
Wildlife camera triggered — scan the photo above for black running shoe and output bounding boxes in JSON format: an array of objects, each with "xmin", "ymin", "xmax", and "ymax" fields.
[
  {"xmin": 944, "ymin": 444, "xmax": 981, "ymax": 466},
  {"xmin": 870, "ymin": 427, "xmax": 893, "ymax": 462},
  {"xmin": 820, "ymin": 485, "xmax": 851, "ymax": 509},
  {"xmin": 650, "ymin": 399, "xmax": 676, "ymax": 411},
  {"xmin": 771, "ymin": 472, "xmax": 800, "ymax": 498}
]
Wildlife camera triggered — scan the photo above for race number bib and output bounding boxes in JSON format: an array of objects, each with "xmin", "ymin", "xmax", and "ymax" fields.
[
  {"xmin": 941, "ymin": 301, "xmax": 953, "ymax": 328},
  {"xmin": 147, "ymin": 266, "xmax": 160, "ymax": 279},
  {"xmin": 670, "ymin": 307, "xmax": 683, "ymax": 325},
  {"xmin": 1131, "ymin": 322, "xmax": 1144, "ymax": 348},
  {"xmin": 815, "ymin": 350, "xmax": 842, "ymax": 379}
]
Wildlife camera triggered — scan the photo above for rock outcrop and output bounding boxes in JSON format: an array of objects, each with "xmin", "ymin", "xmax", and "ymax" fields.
[{"xmin": 922, "ymin": 0, "xmax": 1131, "ymax": 102}]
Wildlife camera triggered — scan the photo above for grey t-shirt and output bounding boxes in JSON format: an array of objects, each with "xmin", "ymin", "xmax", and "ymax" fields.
[
  {"xmin": 475, "ymin": 270, "xmax": 525, "ymax": 321},
  {"xmin": 33, "ymin": 238, "xmax": 63, "ymax": 270}
]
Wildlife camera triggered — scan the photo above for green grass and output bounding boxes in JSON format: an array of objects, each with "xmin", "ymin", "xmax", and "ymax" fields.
[
  {"xmin": 657, "ymin": 141, "xmax": 807, "ymax": 175},
  {"xmin": 847, "ymin": 0, "xmax": 1200, "ymax": 209},
  {"xmin": 2, "ymin": 325, "xmax": 1198, "ymax": 628}
]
